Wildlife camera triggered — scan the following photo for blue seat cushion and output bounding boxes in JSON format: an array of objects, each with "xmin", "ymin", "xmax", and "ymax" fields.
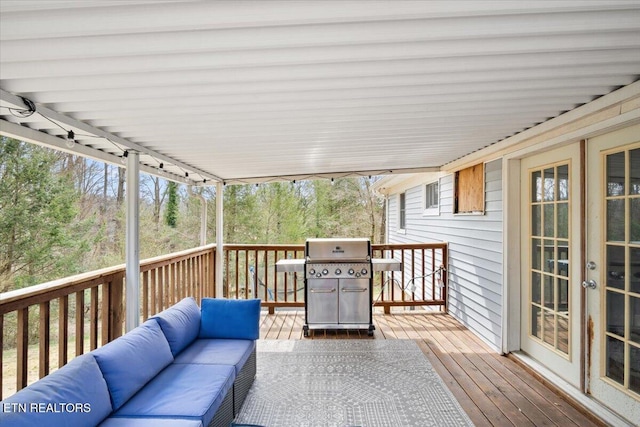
[
  {"xmin": 100, "ymin": 417, "xmax": 203, "ymax": 427},
  {"xmin": 173, "ymin": 339, "xmax": 255, "ymax": 375},
  {"xmin": 199, "ymin": 298, "xmax": 261, "ymax": 340},
  {"xmin": 111, "ymin": 364, "xmax": 235, "ymax": 427},
  {"xmin": 0, "ymin": 354, "xmax": 112, "ymax": 427},
  {"xmin": 93, "ymin": 319, "xmax": 173, "ymax": 410},
  {"xmin": 151, "ymin": 297, "xmax": 201, "ymax": 356}
]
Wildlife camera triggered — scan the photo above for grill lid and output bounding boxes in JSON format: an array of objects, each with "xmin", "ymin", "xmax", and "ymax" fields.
[{"xmin": 305, "ymin": 238, "xmax": 371, "ymax": 263}]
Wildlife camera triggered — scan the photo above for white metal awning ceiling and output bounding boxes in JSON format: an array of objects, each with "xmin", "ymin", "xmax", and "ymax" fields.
[{"xmin": 1, "ymin": 0, "xmax": 639, "ymax": 185}]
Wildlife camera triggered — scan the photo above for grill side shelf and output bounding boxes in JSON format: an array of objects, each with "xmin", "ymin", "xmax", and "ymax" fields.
[{"xmin": 275, "ymin": 259, "xmax": 305, "ymax": 273}]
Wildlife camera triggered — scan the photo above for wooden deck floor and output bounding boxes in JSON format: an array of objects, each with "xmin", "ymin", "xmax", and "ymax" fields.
[{"xmin": 259, "ymin": 310, "xmax": 605, "ymax": 427}]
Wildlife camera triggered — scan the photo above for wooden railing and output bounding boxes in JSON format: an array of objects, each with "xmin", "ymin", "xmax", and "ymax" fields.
[
  {"xmin": 223, "ymin": 243, "xmax": 448, "ymax": 314},
  {"xmin": 0, "ymin": 244, "xmax": 215, "ymax": 399},
  {"xmin": 0, "ymin": 242, "xmax": 446, "ymax": 398}
]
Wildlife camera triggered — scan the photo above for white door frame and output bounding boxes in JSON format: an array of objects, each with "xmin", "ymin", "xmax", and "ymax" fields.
[{"xmin": 501, "ymin": 117, "xmax": 640, "ymax": 426}]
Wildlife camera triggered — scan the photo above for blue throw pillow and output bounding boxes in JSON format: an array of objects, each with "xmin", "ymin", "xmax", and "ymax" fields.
[
  {"xmin": 151, "ymin": 297, "xmax": 201, "ymax": 356},
  {"xmin": 0, "ymin": 354, "xmax": 112, "ymax": 427},
  {"xmin": 93, "ymin": 319, "xmax": 173, "ymax": 410},
  {"xmin": 199, "ymin": 298, "xmax": 261, "ymax": 340}
]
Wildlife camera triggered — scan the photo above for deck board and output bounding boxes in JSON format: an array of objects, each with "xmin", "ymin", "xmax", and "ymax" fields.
[{"xmin": 259, "ymin": 310, "xmax": 606, "ymax": 427}]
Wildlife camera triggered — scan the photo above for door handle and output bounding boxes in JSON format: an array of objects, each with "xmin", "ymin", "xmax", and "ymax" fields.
[
  {"xmin": 582, "ymin": 279, "xmax": 597, "ymax": 289},
  {"xmin": 310, "ymin": 288, "xmax": 336, "ymax": 293},
  {"xmin": 342, "ymin": 288, "xmax": 367, "ymax": 292}
]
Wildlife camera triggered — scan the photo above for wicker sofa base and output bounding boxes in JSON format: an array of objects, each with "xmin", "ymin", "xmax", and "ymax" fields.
[
  {"xmin": 209, "ymin": 385, "xmax": 234, "ymax": 427},
  {"xmin": 233, "ymin": 349, "xmax": 257, "ymax": 416}
]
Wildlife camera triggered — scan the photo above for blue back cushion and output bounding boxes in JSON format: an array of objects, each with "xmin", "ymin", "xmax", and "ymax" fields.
[
  {"xmin": 151, "ymin": 297, "xmax": 201, "ymax": 356},
  {"xmin": 93, "ymin": 319, "xmax": 173, "ymax": 410},
  {"xmin": 0, "ymin": 354, "xmax": 112, "ymax": 427},
  {"xmin": 199, "ymin": 298, "xmax": 261, "ymax": 340}
]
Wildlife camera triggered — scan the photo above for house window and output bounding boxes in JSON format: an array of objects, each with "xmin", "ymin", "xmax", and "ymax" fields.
[
  {"xmin": 424, "ymin": 181, "xmax": 439, "ymax": 215},
  {"xmin": 454, "ymin": 163, "xmax": 484, "ymax": 214},
  {"xmin": 399, "ymin": 192, "xmax": 406, "ymax": 229}
]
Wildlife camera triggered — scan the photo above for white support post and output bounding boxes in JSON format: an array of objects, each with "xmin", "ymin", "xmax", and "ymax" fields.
[
  {"xmin": 125, "ymin": 151, "xmax": 140, "ymax": 332},
  {"xmin": 215, "ymin": 181, "xmax": 224, "ymax": 298}
]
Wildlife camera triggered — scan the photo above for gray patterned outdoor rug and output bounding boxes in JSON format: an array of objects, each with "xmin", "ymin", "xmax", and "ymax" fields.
[{"xmin": 234, "ymin": 339, "xmax": 474, "ymax": 427}]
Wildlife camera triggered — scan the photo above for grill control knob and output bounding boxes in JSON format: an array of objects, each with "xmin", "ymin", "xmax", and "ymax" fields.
[
  {"xmin": 322, "ymin": 269, "xmax": 329, "ymax": 275},
  {"xmin": 361, "ymin": 268, "xmax": 368, "ymax": 275},
  {"xmin": 309, "ymin": 269, "xmax": 316, "ymax": 276},
  {"xmin": 348, "ymin": 269, "xmax": 355, "ymax": 275},
  {"xmin": 316, "ymin": 273, "xmax": 322, "ymax": 278},
  {"xmin": 335, "ymin": 269, "xmax": 342, "ymax": 275}
]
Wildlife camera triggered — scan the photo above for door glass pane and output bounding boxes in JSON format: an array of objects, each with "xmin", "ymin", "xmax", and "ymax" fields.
[
  {"xmin": 543, "ymin": 240, "xmax": 554, "ymax": 273},
  {"xmin": 606, "ymin": 200, "xmax": 625, "ymax": 241},
  {"xmin": 607, "ymin": 291, "xmax": 625, "ymax": 336},
  {"xmin": 532, "ymin": 205, "xmax": 541, "ymax": 236},
  {"xmin": 543, "ymin": 310, "xmax": 555, "ymax": 346},
  {"xmin": 557, "ymin": 202, "xmax": 568, "ymax": 239},
  {"xmin": 631, "ymin": 247, "xmax": 640, "ymax": 294},
  {"xmin": 532, "ymin": 170, "xmax": 542, "ymax": 202},
  {"xmin": 558, "ymin": 314, "xmax": 569, "ymax": 354},
  {"xmin": 631, "ymin": 148, "xmax": 640, "ymax": 195},
  {"xmin": 544, "ymin": 168, "xmax": 555, "ymax": 201},
  {"xmin": 558, "ymin": 240, "xmax": 569, "ymax": 277},
  {"xmin": 631, "ymin": 346, "xmax": 640, "ymax": 394},
  {"xmin": 606, "ymin": 336, "xmax": 625, "ymax": 385},
  {"xmin": 531, "ymin": 306, "xmax": 541, "ymax": 339},
  {"xmin": 544, "ymin": 275, "xmax": 554, "ymax": 309},
  {"xmin": 631, "ymin": 198, "xmax": 640, "ymax": 243},
  {"xmin": 531, "ymin": 272, "xmax": 541, "ymax": 305},
  {"xmin": 558, "ymin": 278, "xmax": 569, "ymax": 313},
  {"xmin": 557, "ymin": 165, "xmax": 569, "ymax": 201},
  {"xmin": 607, "ymin": 152, "xmax": 625, "ymax": 196},
  {"xmin": 631, "ymin": 296, "xmax": 640, "ymax": 345},
  {"xmin": 532, "ymin": 239, "xmax": 542, "ymax": 270},
  {"xmin": 606, "ymin": 245, "xmax": 625, "ymax": 290},
  {"xmin": 544, "ymin": 204, "xmax": 555, "ymax": 237}
]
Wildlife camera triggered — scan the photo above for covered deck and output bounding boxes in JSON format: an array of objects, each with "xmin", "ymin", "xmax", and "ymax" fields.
[
  {"xmin": 0, "ymin": 242, "xmax": 604, "ymax": 425},
  {"xmin": 260, "ymin": 309, "xmax": 605, "ymax": 427}
]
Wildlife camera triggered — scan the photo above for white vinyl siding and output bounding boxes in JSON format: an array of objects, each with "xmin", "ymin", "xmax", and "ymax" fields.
[{"xmin": 387, "ymin": 159, "xmax": 503, "ymax": 351}]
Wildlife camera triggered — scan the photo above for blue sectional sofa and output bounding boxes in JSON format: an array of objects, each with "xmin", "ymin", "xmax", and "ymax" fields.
[{"xmin": 0, "ymin": 297, "xmax": 261, "ymax": 427}]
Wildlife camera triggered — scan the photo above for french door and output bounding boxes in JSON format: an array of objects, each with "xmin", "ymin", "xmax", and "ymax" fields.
[
  {"xmin": 520, "ymin": 143, "xmax": 582, "ymax": 387},
  {"xmin": 585, "ymin": 124, "xmax": 640, "ymax": 424}
]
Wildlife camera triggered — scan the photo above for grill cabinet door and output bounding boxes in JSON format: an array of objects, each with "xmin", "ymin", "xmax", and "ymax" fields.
[
  {"xmin": 307, "ymin": 278, "xmax": 338, "ymax": 324},
  {"xmin": 338, "ymin": 278, "xmax": 370, "ymax": 324}
]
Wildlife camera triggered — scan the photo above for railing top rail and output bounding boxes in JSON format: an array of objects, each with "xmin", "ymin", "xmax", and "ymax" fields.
[
  {"xmin": 0, "ymin": 244, "xmax": 216, "ymax": 308},
  {"xmin": 373, "ymin": 242, "xmax": 447, "ymax": 250},
  {"xmin": 224, "ymin": 244, "xmax": 304, "ymax": 251}
]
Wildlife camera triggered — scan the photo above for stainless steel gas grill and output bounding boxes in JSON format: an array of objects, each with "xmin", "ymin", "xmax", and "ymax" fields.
[{"xmin": 276, "ymin": 238, "xmax": 401, "ymax": 337}]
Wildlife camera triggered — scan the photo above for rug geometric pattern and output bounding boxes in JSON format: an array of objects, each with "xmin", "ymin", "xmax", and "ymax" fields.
[{"xmin": 234, "ymin": 340, "xmax": 475, "ymax": 427}]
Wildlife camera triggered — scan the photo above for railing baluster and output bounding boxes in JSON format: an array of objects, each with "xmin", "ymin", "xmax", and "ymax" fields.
[
  {"xmin": 17, "ymin": 307, "xmax": 28, "ymax": 391},
  {"xmin": 101, "ymin": 282, "xmax": 109, "ymax": 346},
  {"xmin": 142, "ymin": 270, "xmax": 149, "ymax": 321},
  {"xmin": 234, "ymin": 248, "xmax": 239, "ymax": 299},
  {"xmin": 39, "ymin": 302, "xmax": 50, "ymax": 379},
  {"xmin": 90, "ymin": 286, "xmax": 98, "ymax": 350},
  {"xmin": 58, "ymin": 295, "xmax": 68, "ymax": 367},
  {"xmin": 75, "ymin": 290, "xmax": 84, "ymax": 356}
]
